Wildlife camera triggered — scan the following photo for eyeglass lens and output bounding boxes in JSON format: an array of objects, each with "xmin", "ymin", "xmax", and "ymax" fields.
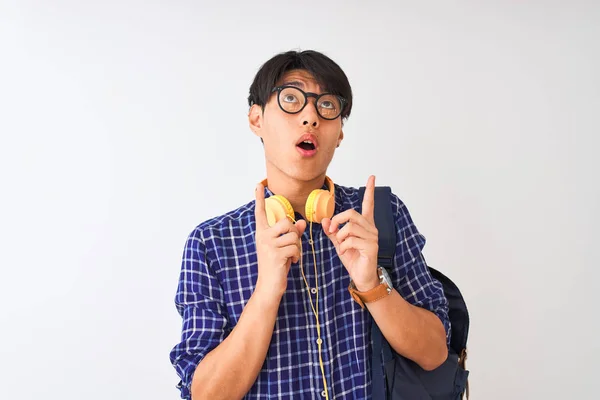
[{"xmin": 278, "ymin": 87, "xmax": 342, "ymax": 119}]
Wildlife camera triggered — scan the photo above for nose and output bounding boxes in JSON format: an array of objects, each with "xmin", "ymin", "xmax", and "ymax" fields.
[{"xmin": 300, "ymin": 101, "xmax": 320, "ymax": 128}]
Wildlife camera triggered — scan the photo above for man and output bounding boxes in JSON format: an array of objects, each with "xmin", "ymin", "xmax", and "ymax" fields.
[{"xmin": 169, "ymin": 49, "xmax": 450, "ymax": 399}]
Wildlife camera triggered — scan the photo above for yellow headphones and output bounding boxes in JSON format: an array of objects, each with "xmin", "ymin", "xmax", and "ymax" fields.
[
  {"xmin": 262, "ymin": 176, "xmax": 336, "ymax": 227},
  {"xmin": 259, "ymin": 176, "xmax": 335, "ymax": 400}
]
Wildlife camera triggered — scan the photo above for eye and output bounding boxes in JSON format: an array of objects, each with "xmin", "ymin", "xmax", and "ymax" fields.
[
  {"xmin": 282, "ymin": 94, "xmax": 299, "ymax": 103},
  {"xmin": 320, "ymin": 100, "xmax": 335, "ymax": 109},
  {"xmin": 318, "ymin": 94, "xmax": 340, "ymax": 112}
]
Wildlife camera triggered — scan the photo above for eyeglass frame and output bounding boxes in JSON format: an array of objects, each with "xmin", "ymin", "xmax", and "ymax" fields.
[{"xmin": 271, "ymin": 85, "xmax": 348, "ymax": 121}]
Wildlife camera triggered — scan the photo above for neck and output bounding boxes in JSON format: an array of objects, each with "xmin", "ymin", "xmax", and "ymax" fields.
[{"xmin": 264, "ymin": 166, "xmax": 328, "ymax": 220}]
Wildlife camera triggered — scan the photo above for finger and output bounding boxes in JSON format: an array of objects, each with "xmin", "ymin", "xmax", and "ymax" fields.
[
  {"xmin": 293, "ymin": 220, "xmax": 306, "ymax": 263},
  {"xmin": 328, "ymin": 209, "xmax": 376, "ymax": 235},
  {"xmin": 269, "ymin": 218, "xmax": 295, "ymax": 238},
  {"xmin": 339, "ymin": 236, "xmax": 376, "ymax": 256},
  {"xmin": 292, "ymin": 247, "xmax": 301, "ymax": 264},
  {"xmin": 361, "ymin": 175, "xmax": 376, "ymax": 223},
  {"xmin": 274, "ymin": 231, "xmax": 300, "ymax": 248},
  {"xmin": 294, "ymin": 237, "xmax": 302, "ymax": 264},
  {"xmin": 280, "ymin": 243, "xmax": 301, "ymax": 263},
  {"xmin": 254, "ymin": 183, "xmax": 269, "ymax": 230},
  {"xmin": 321, "ymin": 217, "xmax": 341, "ymax": 251},
  {"xmin": 336, "ymin": 221, "xmax": 376, "ymax": 243}
]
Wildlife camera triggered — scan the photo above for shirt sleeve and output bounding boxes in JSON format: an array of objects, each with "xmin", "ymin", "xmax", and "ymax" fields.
[
  {"xmin": 388, "ymin": 193, "xmax": 452, "ymax": 345},
  {"xmin": 169, "ymin": 227, "xmax": 230, "ymax": 399}
]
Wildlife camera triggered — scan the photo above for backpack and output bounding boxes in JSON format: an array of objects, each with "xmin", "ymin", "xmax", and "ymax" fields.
[{"xmin": 358, "ymin": 186, "xmax": 470, "ymax": 400}]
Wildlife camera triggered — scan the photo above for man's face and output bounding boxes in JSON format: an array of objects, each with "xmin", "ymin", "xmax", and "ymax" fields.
[{"xmin": 249, "ymin": 69, "xmax": 344, "ymax": 182}]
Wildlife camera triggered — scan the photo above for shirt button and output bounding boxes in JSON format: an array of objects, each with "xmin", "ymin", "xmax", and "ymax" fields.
[
  {"xmin": 321, "ymin": 390, "xmax": 327, "ymax": 397},
  {"xmin": 316, "ymin": 338, "xmax": 323, "ymax": 345},
  {"xmin": 308, "ymin": 239, "xmax": 314, "ymax": 245},
  {"xmin": 310, "ymin": 288, "xmax": 317, "ymax": 294}
]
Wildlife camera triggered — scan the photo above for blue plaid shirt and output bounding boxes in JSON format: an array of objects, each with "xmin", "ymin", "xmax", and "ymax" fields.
[{"xmin": 169, "ymin": 183, "xmax": 451, "ymax": 399}]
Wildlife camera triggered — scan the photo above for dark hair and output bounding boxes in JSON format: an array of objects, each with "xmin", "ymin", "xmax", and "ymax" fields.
[{"xmin": 248, "ymin": 50, "xmax": 353, "ymax": 121}]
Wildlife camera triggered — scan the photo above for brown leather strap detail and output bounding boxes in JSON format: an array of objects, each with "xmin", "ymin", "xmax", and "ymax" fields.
[
  {"xmin": 348, "ymin": 287, "xmax": 366, "ymax": 309},
  {"xmin": 366, "ymin": 289, "xmax": 390, "ymax": 304},
  {"xmin": 348, "ymin": 282, "xmax": 390, "ymax": 307}
]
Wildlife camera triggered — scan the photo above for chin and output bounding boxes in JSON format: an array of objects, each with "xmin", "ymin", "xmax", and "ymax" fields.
[
  {"xmin": 286, "ymin": 168, "xmax": 327, "ymax": 182},
  {"xmin": 269, "ymin": 154, "xmax": 332, "ymax": 182}
]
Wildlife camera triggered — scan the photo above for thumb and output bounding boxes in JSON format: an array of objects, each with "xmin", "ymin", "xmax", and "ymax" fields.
[
  {"xmin": 295, "ymin": 220, "xmax": 307, "ymax": 236},
  {"xmin": 291, "ymin": 220, "xmax": 307, "ymax": 265}
]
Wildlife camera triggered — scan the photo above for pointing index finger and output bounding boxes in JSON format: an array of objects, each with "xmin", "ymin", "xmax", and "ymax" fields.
[
  {"xmin": 361, "ymin": 175, "xmax": 376, "ymax": 223},
  {"xmin": 254, "ymin": 183, "xmax": 269, "ymax": 229}
]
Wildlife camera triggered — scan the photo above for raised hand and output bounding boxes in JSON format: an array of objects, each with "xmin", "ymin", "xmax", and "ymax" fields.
[
  {"xmin": 254, "ymin": 183, "xmax": 307, "ymax": 298},
  {"xmin": 321, "ymin": 175, "xmax": 380, "ymax": 292}
]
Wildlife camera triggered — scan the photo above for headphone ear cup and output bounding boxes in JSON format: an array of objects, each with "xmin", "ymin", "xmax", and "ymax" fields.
[
  {"xmin": 305, "ymin": 189, "xmax": 335, "ymax": 223},
  {"xmin": 264, "ymin": 195, "xmax": 295, "ymax": 227}
]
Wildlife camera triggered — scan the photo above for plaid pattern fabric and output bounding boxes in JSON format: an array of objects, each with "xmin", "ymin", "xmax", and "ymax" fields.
[{"xmin": 169, "ymin": 183, "xmax": 451, "ymax": 399}]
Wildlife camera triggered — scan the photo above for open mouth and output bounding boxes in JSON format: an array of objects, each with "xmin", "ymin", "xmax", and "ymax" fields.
[{"xmin": 297, "ymin": 140, "xmax": 316, "ymax": 151}]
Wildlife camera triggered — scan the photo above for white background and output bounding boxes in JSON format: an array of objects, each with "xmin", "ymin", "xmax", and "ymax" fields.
[{"xmin": 1, "ymin": 1, "xmax": 599, "ymax": 399}]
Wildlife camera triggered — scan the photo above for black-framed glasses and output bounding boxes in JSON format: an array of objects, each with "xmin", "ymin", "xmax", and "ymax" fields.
[{"xmin": 271, "ymin": 86, "xmax": 347, "ymax": 120}]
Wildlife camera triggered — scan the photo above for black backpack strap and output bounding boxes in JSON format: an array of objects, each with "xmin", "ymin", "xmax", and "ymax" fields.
[{"xmin": 358, "ymin": 186, "xmax": 396, "ymax": 400}]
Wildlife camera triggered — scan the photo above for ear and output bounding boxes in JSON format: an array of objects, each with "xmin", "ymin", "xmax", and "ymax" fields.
[
  {"xmin": 336, "ymin": 129, "xmax": 344, "ymax": 148},
  {"xmin": 248, "ymin": 104, "xmax": 263, "ymax": 138}
]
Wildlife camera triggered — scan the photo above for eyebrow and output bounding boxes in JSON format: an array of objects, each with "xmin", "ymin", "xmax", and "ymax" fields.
[
  {"xmin": 281, "ymin": 80, "xmax": 305, "ymax": 89},
  {"xmin": 281, "ymin": 80, "xmax": 330, "ymax": 94}
]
